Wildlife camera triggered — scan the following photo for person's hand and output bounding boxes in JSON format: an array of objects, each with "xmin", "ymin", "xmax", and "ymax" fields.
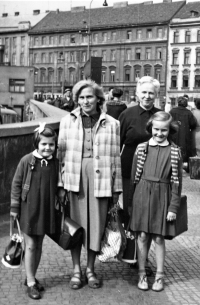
[
  {"xmin": 166, "ymin": 211, "xmax": 176, "ymax": 222},
  {"xmin": 112, "ymin": 192, "xmax": 119, "ymax": 205},
  {"xmin": 58, "ymin": 188, "xmax": 67, "ymax": 204},
  {"xmin": 10, "ymin": 212, "xmax": 19, "ymax": 220}
]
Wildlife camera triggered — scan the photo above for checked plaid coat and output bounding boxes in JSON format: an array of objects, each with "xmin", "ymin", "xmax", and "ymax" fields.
[{"xmin": 57, "ymin": 107, "xmax": 122, "ymax": 197}]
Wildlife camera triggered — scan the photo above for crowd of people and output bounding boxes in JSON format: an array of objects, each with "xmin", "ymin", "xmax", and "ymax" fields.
[{"xmin": 10, "ymin": 76, "xmax": 198, "ymax": 300}]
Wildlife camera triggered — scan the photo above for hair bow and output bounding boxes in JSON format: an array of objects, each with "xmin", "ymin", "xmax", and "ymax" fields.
[{"xmin": 34, "ymin": 122, "xmax": 46, "ymax": 134}]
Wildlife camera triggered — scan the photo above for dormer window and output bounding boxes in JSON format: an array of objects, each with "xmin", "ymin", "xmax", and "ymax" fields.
[{"xmin": 191, "ymin": 10, "xmax": 199, "ymax": 17}]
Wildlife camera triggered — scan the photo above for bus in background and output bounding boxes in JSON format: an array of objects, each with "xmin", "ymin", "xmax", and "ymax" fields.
[{"xmin": 0, "ymin": 106, "xmax": 18, "ymax": 124}]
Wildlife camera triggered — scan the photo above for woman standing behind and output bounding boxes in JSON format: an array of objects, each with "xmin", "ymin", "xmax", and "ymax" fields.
[
  {"xmin": 106, "ymin": 88, "xmax": 127, "ymax": 119},
  {"xmin": 57, "ymin": 79, "xmax": 122, "ymax": 290},
  {"xmin": 192, "ymin": 99, "xmax": 200, "ymax": 156}
]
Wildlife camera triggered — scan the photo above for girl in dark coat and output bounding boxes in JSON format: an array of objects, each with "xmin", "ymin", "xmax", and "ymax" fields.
[
  {"xmin": 10, "ymin": 124, "xmax": 58, "ymax": 300},
  {"xmin": 129, "ymin": 112, "xmax": 182, "ymax": 292}
]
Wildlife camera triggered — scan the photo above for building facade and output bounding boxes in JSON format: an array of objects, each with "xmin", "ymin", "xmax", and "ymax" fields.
[
  {"xmin": 28, "ymin": 0, "xmax": 185, "ymax": 106},
  {"xmin": 167, "ymin": 1, "xmax": 200, "ymax": 109}
]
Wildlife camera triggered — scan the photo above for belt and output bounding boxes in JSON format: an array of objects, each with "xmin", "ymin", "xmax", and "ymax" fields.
[{"xmin": 141, "ymin": 176, "xmax": 170, "ymax": 184}]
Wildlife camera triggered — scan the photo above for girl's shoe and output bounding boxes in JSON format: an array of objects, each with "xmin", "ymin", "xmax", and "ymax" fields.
[
  {"xmin": 24, "ymin": 278, "xmax": 44, "ymax": 292},
  {"xmin": 152, "ymin": 277, "xmax": 164, "ymax": 292},
  {"xmin": 86, "ymin": 271, "xmax": 100, "ymax": 289},
  {"xmin": 138, "ymin": 275, "xmax": 149, "ymax": 291},
  {"xmin": 69, "ymin": 272, "xmax": 82, "ymax": 290},
  {"xmin": 27, "ymin": 284, "xmax": 41, "ymax": 300}
]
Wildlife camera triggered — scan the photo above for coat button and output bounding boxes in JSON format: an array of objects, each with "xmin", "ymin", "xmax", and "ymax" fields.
[{"xmin": 96, "ymin": 170, "xmax": 100, "ymax": 174}]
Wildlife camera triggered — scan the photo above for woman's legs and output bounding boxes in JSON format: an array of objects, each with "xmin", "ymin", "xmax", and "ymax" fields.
[
  {"xmin": 86, "ymin": 249, "xmax": 100, "ymax": 289},
  {"xmin": 69, "ymin": 242, "xmax": 82, "ymax": 289}
]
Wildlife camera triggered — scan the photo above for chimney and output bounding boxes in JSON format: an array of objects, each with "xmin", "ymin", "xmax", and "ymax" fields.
[
  {"xmin": 71, "ymin": 6, "xmax": 85, "ymax": 12},
  {"xmin": 144, "ymin": 1, "xmax": 153, "ymax": 4},
  {"xmin": 163, "ymin": 0, "xmax": 172, "ymax": 3},
  {"xmin": 2, "ymin": 13, "xmax": 8, "ymax": 17},
  {"xmin": 15, "ymin": 12, "xmax": 20, "ymax": 16},
  {"xmin": 113, "ymin": 2, "xmax": 128, "ymax": 8},
  {"xmin": 56, "ymin": 9, "xmax": 59, "ymax": 14},
  {"xmin": 33, "ymin": 10, "xmax": 40, "ymax": 15}
]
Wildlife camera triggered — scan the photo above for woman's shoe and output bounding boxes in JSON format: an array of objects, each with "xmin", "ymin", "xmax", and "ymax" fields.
[
  {"xmin": 27, "ymin": 284, "xmax": 41, "ymax": 300},
  {"xmin": 138, "ymin": 275, "xmax": 149, "ymax": 291},
  {"xmin": 86, "ymin": 271, "xmax": 100, "ymax": 289},
  {"xmin": 69, "ymin": 272, "xmax": 82, "ymax": 290},
  {"xmin": 152, "ymin": 277, "xmax": 164, "ymax": 292},
  {"xmin": 24, "ymin": 278, "xmax": 44, "ymax": 292}
]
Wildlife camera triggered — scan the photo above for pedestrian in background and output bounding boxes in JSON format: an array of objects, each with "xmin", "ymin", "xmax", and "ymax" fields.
[
  {"xmin": 129, "ymin": 112, "xmax": 182, "ymax": 292},
  {"xmin": 170, "ymin": 96, "xmax": 197, "ymax": 167},
  {"xmin": 106, "ymin": 88, "xmax": 127, "ymax": 120},
  {"xmin": 61, "ymin": 89, "xmax": 75, "ymax": 112},
  {"xmin": 57, "ymin": 79, "xmax": 122, "ymax": 290},
  {"xmin": 127, "ymin": 96, "xmax": 138, "ymax": 108},
  {"xmin": 192, "ymin": 99, "xmax": 200, "ymax": 156},
  {"xmin": 10, "ymin": 124, "xmax": 58, "ymax": 300}
]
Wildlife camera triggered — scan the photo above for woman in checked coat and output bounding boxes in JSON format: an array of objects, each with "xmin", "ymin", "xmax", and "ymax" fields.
[{"xmin": 57, "ymin": 79, "xmax": 122, "ymax": 290}]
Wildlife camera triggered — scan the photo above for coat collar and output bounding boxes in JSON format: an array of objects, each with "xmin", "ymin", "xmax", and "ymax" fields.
[
  {"xmin": 70, "ymin": 106, "xmax": 106, "ymax": 124},
  {"xmin": 138, "ymin": 104, "xmax": 156, "ymax": 115},
  {"xmin": 149, "ymin": 137, "xmax": 169, "ymax": 147}
]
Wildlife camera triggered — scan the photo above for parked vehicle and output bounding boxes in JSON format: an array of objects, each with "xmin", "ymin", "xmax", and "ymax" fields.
[{"xmin": 0, "ymin": 106, "xmax": 18, "ymax": 124}]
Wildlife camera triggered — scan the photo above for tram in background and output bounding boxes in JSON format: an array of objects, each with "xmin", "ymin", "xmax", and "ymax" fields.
[{"xmin": 0, "ymin": 106, "xmax": 18, "ymax": 124}]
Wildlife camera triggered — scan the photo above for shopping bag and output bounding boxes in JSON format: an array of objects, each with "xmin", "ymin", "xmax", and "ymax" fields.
[
  {"xmin": 2, "ymin": 218, "xmax": 24, "ymax": 269},
  {"xmin": 121, "ymin": 230, "xmax": 137, "ymax": 264},
  {"xmin": 97, "ymin": 204, "xmax": 127, "ymax": 263}
]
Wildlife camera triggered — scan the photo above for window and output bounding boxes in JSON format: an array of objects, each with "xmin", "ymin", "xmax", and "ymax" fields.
[
  {"xmin": 102, "ymin": 50, "xmax": 106, "ymax": 61},
  {"xmin": 145, "ymin": 48, "xmax": 151, "ymax": 60},
  {"xmin": 40, "ymin": 68, "xmax": 46, "ymax": 83},
  {"xmin": 196, "ymin": 51, "xmax": 200, "ymax": 64},
  {"xmin": 185, "ymin": 31, "xmax": 191, "ymax": 43},
  {"xmin": 174, "ymin": 31, "xmax": 179, "ymax": 43},
  {"xmin": 12, "ymin": 37, "xmax": 16, "ymax": 48},
  {"xmin": 111, "ymin": 50, "xmax": 116, "ymax": 61},
  {"xmin": 12, "ymin": 53, "xmax": 16, "ymax": 65},
  {"xmin": 34, "ymin": 69, "xmax": 38, "ymax": 83},
  {"xmin": 184, "ymin": 52, "xmax": 190, "ymax": 64},
  {"xmin": 146, "ymin": 29, "xmax": 152, "ymax": 39},
  {"xmin": 59, "ymin": 35, "xmax": 64, "ymax": 45},
  {"xmin": 20, "ymin": 53, "xmax": 24, "ymax": 66},
  {"xmin": 125, "ymin": 68, "xmax": 131, "ymax": 81},
  {"xmin": 127, "ymin": 30, "xmax": 132, "ymax": 40},
  {"xmin": 102, "ymin": 69, "xmax": 106, "ymax": 82},
  {"xmin": 58, "ymin": 68, "xmax": 63, "ymax": 83},
  {"xmin": 49, "ymin": 36, "xmax": 54, "ymax": 45},
  {"xmin": 111, "ymin": 31, "xmax": 116, "ymax": 41},
  {"xmin": 197, "ymin": 30, "xmax": 200, "ymax": 42},
  {"xmin": 80, "ymin": 68, "xmax": 84, "ymax": 80},
  {"xmin": 135, "ymin": 48, "xmax": 141, "ymax": 60},
  {"xmin": 183, "ymin": 75, "xmax": 189, "ymax": 88},
  {"xmin": 155, "ymin": 67, "xmax": 161, "ymax": 81},
  {"xmin": 102, "ymin": 32, "xmax": 107, "ymax": 42},
  {"xmin": 34, "ymin": 53, "xmax": 38, "ymax": 64},
  {"xmin": 42, "ymin": 53, "xmax": 46, "ymax": 63},
  {"xmin": 34, "ymin": 37, "xmax": 39, "ymax": 46},
  {"xmin": 81, "ymin": 34, "xmax": 87, "ymax": 43},
  {"xmin": 171, "ymin": 75, "xmax": 177, "ymax": 88},
  {"xmin": 5, "ymin": 38, "xmax": 9, "ymax": 48},
  {"xmin": 69, "ymin": 68, "xmax": 76, "ymax": 84},
  {"xmin": 70, "ymin": 52, "xmax": 75, "ymax": 62},
  {"xmin": 172, "ymin": 52, "xmax": 178, "ymax": 65},
  {"xmin": 136, "ymin": 29, "xmax": 142, "ymax": 39},
  {"xmin": 195, "ymin": 75, "xmax": 200, "ymax": 87},
  {"xmin": 82, "ymin": 51, "xmax": 86, "ymax": 62},
  {"xmin": 48, "ymin": 68, "xmax": 54, "ymax": 83},
  {"xmin": 21, "ymin": 36, "xmax": 25, "ymax": 52},
  {"xmin": 9, "ymin": 79, "xmax": 25, "ymax": 92},
  {"xmin": 134, "ymin": 66, "xmax": 141, "ymax": 80},
  {"xmin": 156, "ymin": 47, "xmax": 162, "ymax": 60},
  {"xmin": 93, "ymin": 33, "xmax": 98, "ymax": 43},
  {"xmin": 126, "ymin": 49, "xmax": 131, "ymax": 60},
  {"xmin": 110, "ymin": 69, "xmax": 115, "ymax": 82},
  {"xmin": 157, "ymin": 28, "xmax": 163, "ymax": 38},
  {"xmin": 70, "ymin": 35, "xmax": 75, "ymax": 43},
  {"xmin": 42, "ymin": 36, "xmax": 46, "ymax": 45},
  {"xmin": 144, "ymin": 65, "xmax": 151, "ymax": 76},
  {"xmin": 49, "ymin": 52, "xmax": 54, "ymax": 63}
]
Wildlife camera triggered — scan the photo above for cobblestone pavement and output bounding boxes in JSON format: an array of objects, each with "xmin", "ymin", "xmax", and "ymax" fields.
[{"xmin": 0, "ymin": 171, "xmax": 200, "ymax": 305}]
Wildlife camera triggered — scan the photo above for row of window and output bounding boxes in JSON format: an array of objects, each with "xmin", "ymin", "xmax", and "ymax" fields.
[
  {"xmin": 173, "ymin": 30, "xmax": 200, "ymax": 43},
  {"xmin": 4, "ymin": 53, "xmax": 25, "ymax": 65},
  {"xmin": 9, "ymin": 79, "xmax": 25, "ymax": 93},
  {"xmin": 171, "ymin": 75, "xmax": 200, "ymax": 88},
  {"xmin": 32, "ymin": 27, "xmax": 165, "ymax": 46},
  {"xmin": 172, "ymin": 50, "xmax": 200, "ymax": 65}
]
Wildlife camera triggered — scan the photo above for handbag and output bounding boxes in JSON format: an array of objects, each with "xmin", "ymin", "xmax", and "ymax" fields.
[
  {"xmin": 97, "ymin": 203, "xmax": 127, "ymax": 263},
  {"xmin": 2, "ymin": 217, "xmax": 24, "ymax": 269},
  {"xmin": 174, "ymin": 195, "xmax": 188, "ymax": 237},
  {"xmin": 48, "ymin": 196, "xmax": 83, "ymax": 250}
]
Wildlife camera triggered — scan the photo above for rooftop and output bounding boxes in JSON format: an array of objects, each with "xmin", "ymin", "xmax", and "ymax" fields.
[
  {"xmin": 29, "ymin": 1, "xmax": 185, "ymax": 34},
  {"xmin": 173, "ymin": 1, "xmax": 200, "ymax": 19}
]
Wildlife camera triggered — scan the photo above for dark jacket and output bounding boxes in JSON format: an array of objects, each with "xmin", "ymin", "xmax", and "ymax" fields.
[
  {"xmin": 119, "ymin": 104, "xmax": 160, "ymax": 178},
  {"xmin": 170, "ymin": 106, "xmax": 197, "ymax": 162},
  {"xmin": 106, "ymin": 101, "xmax": 127, "ymax": 120}
]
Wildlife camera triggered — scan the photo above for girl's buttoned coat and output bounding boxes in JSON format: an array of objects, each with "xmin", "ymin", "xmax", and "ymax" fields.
[{"xmin": 57, "ymin": 107, "xmax": 122, "ymax": 197}]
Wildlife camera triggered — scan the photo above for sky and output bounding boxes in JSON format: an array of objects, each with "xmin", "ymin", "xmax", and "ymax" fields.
[{"xmin": 0, "ymin": 0, "xmax": 185, "ymax": 16}]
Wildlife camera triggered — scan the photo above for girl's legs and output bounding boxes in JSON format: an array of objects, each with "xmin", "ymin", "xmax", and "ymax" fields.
[
  {"xmin": 152, "ymin": 234, "xmax": 165, "ymax": 291},
  {"xmin": 137, "ymin": 232, "xmax": 150, "ymax": 290}
]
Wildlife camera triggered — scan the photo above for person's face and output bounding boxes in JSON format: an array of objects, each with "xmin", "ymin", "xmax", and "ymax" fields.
[
  {"xmin": 37, "ymin": 135, "xmax": 56, "ymax": 158},
  {"xmin": 108, "ymin": 89, "xmax": 113, "ymax": 99},
  {"xmin": 65, "ymin": 91, "xmax": 71, "ymax": 97},
  {"xmin": 137, "ymin": 83, "xmax": 155, "ymax": 110},
  {"xmin": 152, "ymin": 120, "xmax": 170, "ymax": 144},
  {"xmin": 78, "ymin": 87, "xmax": 99, "ymax": 115}
]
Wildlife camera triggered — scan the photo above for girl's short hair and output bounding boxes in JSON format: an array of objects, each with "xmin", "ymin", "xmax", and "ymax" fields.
[
  {"xmin": 146, "ymin": 111, "xmax": 179, "ymax": 136},
  {"xmin": 72, "ymin": 79, "xmax": 105, "ymax": 106},
  {"xmin": 195, "ymin": 98, "xmax": 200, "ymax": 110},
  {"xmin": 136, "ymin": 76, "xmax": 160, "ymax": 95},
  {"xmin": 33, "ymin": 126, "xmax": 58, "ymax": 149}
]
